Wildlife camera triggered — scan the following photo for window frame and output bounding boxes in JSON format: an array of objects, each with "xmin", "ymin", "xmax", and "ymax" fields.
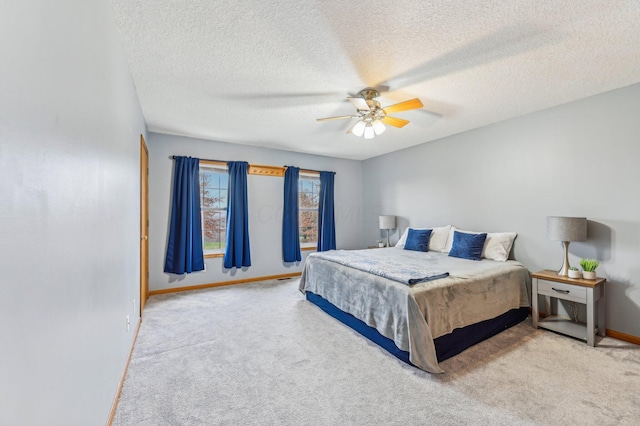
[
  {"xmin": 298, "ymin": 171, "xmax": 320, "ymax": 250},
  {"xmin": 199, "ymin": 160, "xmax": 228, "ymax": 258}
]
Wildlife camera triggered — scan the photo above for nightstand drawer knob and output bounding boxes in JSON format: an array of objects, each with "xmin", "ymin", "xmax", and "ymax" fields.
[{"xmin": 552, "ymin": 287, "xmax": 570, "ymax": 294}]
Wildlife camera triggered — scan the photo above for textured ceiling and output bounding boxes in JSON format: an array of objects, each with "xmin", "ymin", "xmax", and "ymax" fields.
[{"xmin": 110, "ymin": 0, "xmax": 640, "ymax": 160}]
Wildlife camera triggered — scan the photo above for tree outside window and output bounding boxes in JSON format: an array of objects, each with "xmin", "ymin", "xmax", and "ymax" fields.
[
  {"xmin": 200, "ymin": 165, "xmax": 228, "ymax": 254},
  {"xmin": 299, "ymin": 174, "xmax": 320, "ymax": 245}
]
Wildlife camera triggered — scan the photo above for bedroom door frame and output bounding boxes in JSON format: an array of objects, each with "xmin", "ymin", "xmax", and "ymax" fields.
[{"xmin": 140, "ymin": 135, "xmax": 149, "ymax": 315}]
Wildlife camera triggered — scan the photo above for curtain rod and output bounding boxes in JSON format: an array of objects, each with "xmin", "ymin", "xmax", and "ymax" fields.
[
  {"xmin": 170, "ymin": 156, "xmax": 335, "ymax": 175},
  {"xmin": 170, "ymin": 155, "xmax": 226, "ymax": 163},
  {"xmin": 285, "ymin": 165, "xmax": 335, "ymax": 175},
  {"xmin": 296, "ymin": 168, "xmax": 335, "ymax": 175}
]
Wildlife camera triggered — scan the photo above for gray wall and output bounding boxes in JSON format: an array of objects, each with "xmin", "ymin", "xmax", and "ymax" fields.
[
  {"xmin": 363, "ymin": 84, "xmax": 640, "ymax": 337},
  {"xmin": 0, "ymin": 1, "xmax": 146, "ymax": 424},
  {"xmin": 148, "ymin": 133, "xmax": 364, "ymax": 292}
]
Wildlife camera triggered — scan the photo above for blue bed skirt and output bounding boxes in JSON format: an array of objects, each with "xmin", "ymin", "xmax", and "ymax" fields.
[{"xmin": 306, "ymin": 291, "xmax": 528, "ymax": 365}]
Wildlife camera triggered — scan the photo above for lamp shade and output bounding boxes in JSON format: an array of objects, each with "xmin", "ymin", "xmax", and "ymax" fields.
[
  {"xmin": 352, "ymin": 120, "xmax": 366, "ymax": 137},
  {"xmin": 547, "ymin": 216, "xmax": 587, "ymax": 242},
  {"xmin": 363, "ymin": 124, "xmax": 375, "ymax": 140},
  {"xmin": 379, "ymin": 215, "xmax": 396, "ymax": 230},
  {"xmin": 372, "ymin": 120, "xmax": 386, "ymax": 135}
]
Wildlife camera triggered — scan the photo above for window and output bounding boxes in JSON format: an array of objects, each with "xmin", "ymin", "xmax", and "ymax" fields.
[
  {"xmin": 200, "ymin": 163, "xmax": 228, "ymax": 256},
  {"xmin": 299, "ymin": 173, "xmax": 320, "ymax": 247}
]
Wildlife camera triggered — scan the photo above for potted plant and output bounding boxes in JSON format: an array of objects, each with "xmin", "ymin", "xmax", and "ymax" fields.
[
  {"xmin": 580, "ymin": 258, "xmax": 600, "ymax": 279},
  {"xmin": 377, "ymin": 240, "xmax": 385, "ymax": 248},
  {"xmin": 568, "ymin": 266, "xmax": 581, "ymax": 279}
]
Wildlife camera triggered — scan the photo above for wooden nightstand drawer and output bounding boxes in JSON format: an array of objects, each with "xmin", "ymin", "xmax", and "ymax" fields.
[{"xmin": 538, "ymin": 279, "xmax": 586, "ymax": 303}]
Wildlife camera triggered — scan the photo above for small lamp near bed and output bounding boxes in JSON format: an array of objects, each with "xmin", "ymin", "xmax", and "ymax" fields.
[
  {"xmin": 547, "ymin": 216, "xmax": 587, "ymax": 276},
  {"xmin": 379, "ymin": 215, "xmax": 396, "ymax": 247}
]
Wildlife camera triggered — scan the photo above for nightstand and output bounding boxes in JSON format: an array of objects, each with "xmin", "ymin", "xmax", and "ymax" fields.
[{"xmin": 531, "ymin": 270, "xmax": 606, "ymax": 346}]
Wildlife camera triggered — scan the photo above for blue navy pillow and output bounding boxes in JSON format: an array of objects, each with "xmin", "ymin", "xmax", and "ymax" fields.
[
  {"xmin": 448, "ymin": 231, "xmax": 487, "ymax": 261},
  {"xmin": 404, "ymin": 228, "xmax": 432, "ymax": 252}
]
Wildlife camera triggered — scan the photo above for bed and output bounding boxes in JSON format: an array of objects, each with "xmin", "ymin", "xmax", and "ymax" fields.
[{"xmin": 298, "ymin": 246, "xmax": 530, "ymax": 373}]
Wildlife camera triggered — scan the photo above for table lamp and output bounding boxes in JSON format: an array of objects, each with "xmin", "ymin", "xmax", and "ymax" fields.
[
  {"xmin": 547, "ymin": 216, "xmax": 587, "ymax": 276},
  {"xmin": 379, "ymin": 215, "xmax": 396, "ymax": 248}
]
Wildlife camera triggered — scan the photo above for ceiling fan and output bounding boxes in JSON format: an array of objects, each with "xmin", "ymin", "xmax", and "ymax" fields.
[{"xmin": 316, "ymin": 89, "xmax": 423, "ymax": 139}]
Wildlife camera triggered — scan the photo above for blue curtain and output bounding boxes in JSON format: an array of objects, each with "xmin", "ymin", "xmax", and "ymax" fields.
[
  {"xmin": 224, "ymin": 161, "xmax": 251, "ymax": 268},
  {"xmin": 164, "ymin": 156, "xmax": 205, "ymax": 274},
  {"xmin": 317, "ymin": 171, "xmax": 336, "ymax": 252},
  {"xmin": 282, "ymin": 166, "xmax": 301, "ymax": 262}
]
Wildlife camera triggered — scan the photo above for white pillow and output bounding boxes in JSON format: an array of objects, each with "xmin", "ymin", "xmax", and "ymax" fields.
[
  {"xmin": 395, "ymin": 225, "xmax": 451, "ymax": 252},
  {"xmin": 444, "ymin": 226, "xmax": 516, "ymax": 262},
  {"xmin": 483, "ymin": 232, "xmax": 517, "ymax": 261}
]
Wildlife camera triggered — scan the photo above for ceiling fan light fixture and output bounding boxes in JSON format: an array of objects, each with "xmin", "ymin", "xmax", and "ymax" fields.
[
  {"xmin": 372, "ymin": 119, "xmax": 386, "ymax": 135},
  {"xmin": 363, "ymin": 123, "xmax": 375, "ymax": 139},
  {"xmin": 317, "ymin": 88, "xmax": 423, "ymax": 139},
  {"xmin": 352, "ymin": 120, "xmax": 366, "ymax": 137}
]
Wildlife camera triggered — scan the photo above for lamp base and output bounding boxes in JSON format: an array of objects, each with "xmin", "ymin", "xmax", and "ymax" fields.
[
  {"xmin": 557, "ymin": 241, "xmax": 571, "ymax": 276},
  {"xmin": 386, "ymin": 229, "xmax": 390, "ymax": 248}
]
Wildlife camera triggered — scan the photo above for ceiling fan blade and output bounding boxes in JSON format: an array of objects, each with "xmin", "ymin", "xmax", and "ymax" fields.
[
  {"xmin": 381, "ymin": 116, "xmax": 410, "ymax": 128},
  {"xmin": 347, "ymin": 97, "xmax": 370, "ymax": 111},
  {"xmin": 316, "ymin": 115, "xmax": 354, "ymax": 122},
  {"xmin": 382, "ymin": 98, "xmax": 423, "ymax": 115}
]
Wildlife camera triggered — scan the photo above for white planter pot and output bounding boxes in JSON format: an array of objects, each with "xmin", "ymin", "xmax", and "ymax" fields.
[
  {"xmin": 582, "ymin": 270, "xmax": 597, "ymax": 280},
  {"xmin": 568, "ymin": 269, "xmax": 581, "ymax": 279}
]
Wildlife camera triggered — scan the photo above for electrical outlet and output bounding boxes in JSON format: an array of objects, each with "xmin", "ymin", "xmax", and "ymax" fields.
[{"xmin": 126, "ymin": 315, "xmax": 130, "ymax": 332}]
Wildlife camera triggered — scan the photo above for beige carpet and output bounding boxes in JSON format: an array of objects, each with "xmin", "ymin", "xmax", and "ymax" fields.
[{"xmin": 114, "ymin": 278, "xmax": 640, "ymax": 425}]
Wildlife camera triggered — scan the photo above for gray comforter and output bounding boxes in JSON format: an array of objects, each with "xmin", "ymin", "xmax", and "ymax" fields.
[
  {"xmin": 312, "ymin": 250, "xmax": 449, "ymax": 284},
  {"xmin": 299, "ymin": 248, "xmax": 530, "ymax": 373}
]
